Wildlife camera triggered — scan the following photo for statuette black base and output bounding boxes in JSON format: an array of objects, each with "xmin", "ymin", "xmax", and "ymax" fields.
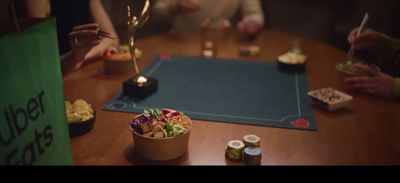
[{"xmin": 122, "ymin": 77, "xmax": 158, "ymax": 99}]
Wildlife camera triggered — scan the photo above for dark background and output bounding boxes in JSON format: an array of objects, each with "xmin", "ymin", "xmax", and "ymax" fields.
[
  {"xmin": 102, "ymin": 0, "xmax": 400, "ymax": 51},
  {"xmin": 2, "ymin": 0, "xmax": 399, "ymax": 51}
]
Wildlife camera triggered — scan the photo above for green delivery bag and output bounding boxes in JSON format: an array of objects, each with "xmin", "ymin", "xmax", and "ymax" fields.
[{"xmin": 0, "ymin": 19, "xmax": 73, "ymax": 165}]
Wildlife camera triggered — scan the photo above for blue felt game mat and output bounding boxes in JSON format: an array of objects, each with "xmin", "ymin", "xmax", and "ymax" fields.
[{"xmin": 103, "ymin": 55, "xmax": 316, "ymax": 131}]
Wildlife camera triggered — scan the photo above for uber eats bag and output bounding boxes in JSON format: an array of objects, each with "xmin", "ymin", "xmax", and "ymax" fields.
[{"xmin": 0, "ymin": 18, "xmax": 73, "ymax": 165}]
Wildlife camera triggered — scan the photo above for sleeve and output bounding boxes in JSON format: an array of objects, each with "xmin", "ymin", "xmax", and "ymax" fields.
[
  {"xmin": 152, "ymin": 0, "xmax": 178, "ymax": 20},
  {"xmin": 370, "ymin": 34, "xmax": 400, "ymax": 65},
  {"xmin": 240, "ymin": 0, "xmax": 265, "ymax": 26}
]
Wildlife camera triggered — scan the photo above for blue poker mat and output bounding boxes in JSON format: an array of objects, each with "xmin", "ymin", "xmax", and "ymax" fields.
[{"xmin": 103, "ymin": 55, "xmax": 316, "ymax": 131}]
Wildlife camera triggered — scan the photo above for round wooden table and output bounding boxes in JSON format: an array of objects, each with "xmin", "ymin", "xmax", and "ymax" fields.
[{"xmin": 63, "ymin": 29, "xmax": 400, "ymax": 165}]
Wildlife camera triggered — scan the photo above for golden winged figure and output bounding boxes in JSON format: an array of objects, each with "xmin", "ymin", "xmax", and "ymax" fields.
[{"xmin": 127, "ymin": 0, "xmax": 150, "ymax": 78}]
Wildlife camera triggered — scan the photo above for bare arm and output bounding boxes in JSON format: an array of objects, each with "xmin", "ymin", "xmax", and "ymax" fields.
[
  {"xmin": 23, "ymin": 0, "xmax": 119, "ymax": 75},
  {"xmin": 24, "ymin": 0, "xmax": 50, "ymax": 17},
  {"xmin": 237, "ymin": 0, "xmax": 264, "ymax": 38},
  {"xmin": 86, "ymin": 0, "xmax": 119, "ymax": 61},
  {"xmin": 240, "ymin": 0, "xmax": 264, "ymax": 26}
]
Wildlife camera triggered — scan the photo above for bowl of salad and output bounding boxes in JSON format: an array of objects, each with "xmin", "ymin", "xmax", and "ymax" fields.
[
  {"xmin": 129, "ymin": 108, "xmax": 192, "ymax": 160},
  {"xmin": 335, "ymin": 59, "xmax": 361, "ymax": 76}
]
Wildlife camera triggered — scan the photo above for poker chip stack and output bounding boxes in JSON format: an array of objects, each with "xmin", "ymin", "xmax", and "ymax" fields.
[
  {"xmin": 225, "ymin": 140, "xmax": 245, "ymax": 161},
  {"xmin": 225, "ymin": 134, "xmax": 262, "ymax": 165},
  {"xmin": 242, "ymin": 134, "xmax": 262, "ymax": 165},
  {"xmin": 243, "ymin": 147, "xmax": 262, "ymax": 166},
  {"xmin": 239, "ymin": 46, "xmax": 260, "ymax": 57}
]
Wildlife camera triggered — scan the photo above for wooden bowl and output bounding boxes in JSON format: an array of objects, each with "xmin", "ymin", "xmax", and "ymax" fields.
[{"xmin": 102, "ymin": 46, "xmax": 141, "ymax": 74}]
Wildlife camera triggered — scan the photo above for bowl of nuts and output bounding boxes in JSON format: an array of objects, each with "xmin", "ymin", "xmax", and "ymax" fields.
[{"xmin": 307, "ymin": 87, "xmax": 353, "ymax": 111}]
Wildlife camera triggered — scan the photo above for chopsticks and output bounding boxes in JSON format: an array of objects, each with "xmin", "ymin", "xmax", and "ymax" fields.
[
  {"xmin": 347, "ymin": 13, "xmax": 369, "ymax": 60},
  {"xmin": 98, "ymin": 30, "xmax": 116, "ymax": 40}
]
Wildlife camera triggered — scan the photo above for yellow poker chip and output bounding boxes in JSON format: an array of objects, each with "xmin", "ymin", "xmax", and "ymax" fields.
[
  {"xmin": 243, "ymin": 134, "xmax": 261, "ymax": 147},
  {"xmin": 225, "ymin": 140, "xmax": 245, "ymax": 160}
]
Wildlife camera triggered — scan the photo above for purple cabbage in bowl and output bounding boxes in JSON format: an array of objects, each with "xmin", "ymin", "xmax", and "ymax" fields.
[{"xmin": 130, "ymin": 115, "xmax": 151, "ymax": 134}]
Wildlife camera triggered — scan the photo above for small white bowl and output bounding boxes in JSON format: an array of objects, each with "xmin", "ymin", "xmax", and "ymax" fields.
[{"xmin": 308, "ymin": 87, "xmax": 353, "ymax": 111}]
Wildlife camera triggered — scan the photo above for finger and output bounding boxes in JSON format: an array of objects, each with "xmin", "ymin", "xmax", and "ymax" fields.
[
  {"xmin": 347, "ymin": 35, "xmax": 354, "ymax": 44},
  {"xmin": 353, "ymin": 63, "xmax": 372, "ymax": 71},
  {"xmin": 351, "ymin": 82, "xmax": 379, "ymax": 89},
  {"xmin": 237, "ymin": 21, "xmax": 245, "ymax": 32},
  {"xmin": 69, "ymin": 30, "xmax": 100, "ymax": 39},
  {"xmin": 348, "ymin": 28, "xmax": 359, "ymax": 43},
  {"xmin": 80, "ymin": 37, "xmax": 101, "ymax": 44},
  {"xmin": 344, "ymin": 76, "xmax": 374, "ymax": 84},
  {"xmin": 353, "ymin": 63, "xmax": 380, "ymax": 76},
  {"xmin": 69, "ymin": 31, "xmax": 101, "ymax": 46},
  {"xmin": 73, "ymin": 23, "xmax": 100, "ymax": 31},
  {"xmin": 353, "ymin": 33, "xmax": 368, "ymax": 44},
  {"xmin": 240, "ymin": 25, "xmax": 251, "ymax": 36}
]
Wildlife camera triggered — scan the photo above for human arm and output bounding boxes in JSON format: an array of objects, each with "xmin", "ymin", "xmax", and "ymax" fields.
[
  {"xmin": 344, "ymin": 63, "xmax": 400, "ymax": 98},
  {"xmin": 23, "ymin": 0, "xmax": 50, "ymax": 17},
  {"xmin": 348, "ymin": 27, "xmax": 400, "ymax": 65},
  {"xmin": 61, "ymin": 23, "xmax": 101, "ymax": 76},
  {"xmin": 86, "ymin": 0, "xmax": 119, "ymax": 61},
  {"xmin": 237, "ymin": 0, "xmax": 264, "ymax": 38}
]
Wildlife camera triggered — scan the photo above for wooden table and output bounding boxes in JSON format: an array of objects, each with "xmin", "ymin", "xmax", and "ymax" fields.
[{"xmin": 63, "ymin": 29, "xmax": 400, "ymax": 165}]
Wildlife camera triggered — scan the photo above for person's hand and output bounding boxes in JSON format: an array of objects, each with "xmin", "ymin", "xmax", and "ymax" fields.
[
  {"xmin": 68, "ymin": 23, "xmax": 102, "ymax": 68},
  {"xmin": 178, "ymin": 0, "xmax": 201, "ymax": 15},
  {"xmin": 347, "ymin": 27, "xmax": 382, "ymax": 50},
  {"xmin": 344, "ymin": 64, "xmax": 395, "ymax": 98},
  {"xmin": 237, "ymin": 16, "xmax": 263, "ymax": 39}
]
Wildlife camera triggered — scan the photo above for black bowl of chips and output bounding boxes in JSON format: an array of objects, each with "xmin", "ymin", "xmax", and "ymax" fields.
[
  {"xmin": 277, "ymin": 52, "xmax": 307, "ymax": 72},
  {"xmin": 65, "ymin": 99, "xmax": 96, "ymax": 137},
  {"xmin": 68, "ymin": 113, "xmax": 96, "ymax": 137}
]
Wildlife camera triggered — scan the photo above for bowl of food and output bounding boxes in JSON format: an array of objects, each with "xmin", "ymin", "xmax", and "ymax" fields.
[
  {"xmin": 336, "ymin": 60, "xmax": 380, "ymax": 78},
  {"xmin": 277, "ymin": 51, "xmax": 307, "ymax": 72},
  {"xmin": 307, "ymin": 87, "xmax": 353, "ymax": 111},
  {"xmin": 102, "ymin": 45, "xmax": 142, "ymax": 74},
  {"xmin": 130, "ymin": 108, "xmax": 192, "ymax": 160},
  {"xmin": 335, "ymin": 60, "xmax": 360, "ymax": 76},
  {"xmin": 65, "ymin": 99, "xmax": 95, "ymax": 137}
]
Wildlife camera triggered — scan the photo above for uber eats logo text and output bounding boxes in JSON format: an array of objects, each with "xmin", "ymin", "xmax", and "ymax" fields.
[{"xmin": 0, "ymin": 91, "xmax": 54, "ymax": 165}]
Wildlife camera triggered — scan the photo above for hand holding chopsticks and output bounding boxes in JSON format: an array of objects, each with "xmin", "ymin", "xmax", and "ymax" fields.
[
  {"xmin": 347, "ymin": 13, "xmax": 369, "ymax": 60},
  {"xmin": 98, "ymin": 30, "xmax": 116, "ymax": 40}
]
